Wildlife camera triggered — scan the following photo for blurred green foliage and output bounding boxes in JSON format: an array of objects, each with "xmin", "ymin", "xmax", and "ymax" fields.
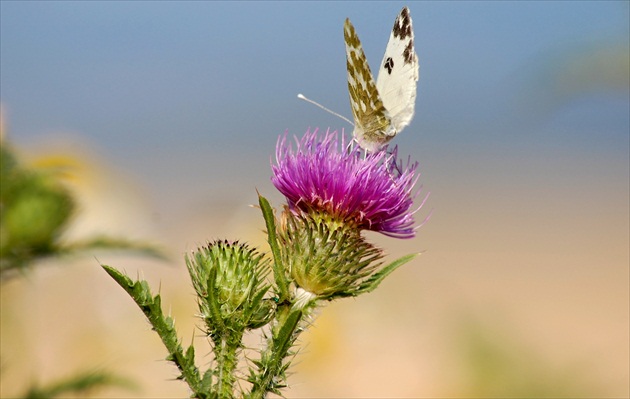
[
  {"xmin": 23, "ymin": 370, "xmax": 136, "ymax": 399},
  {"xmin": 0, "ymin": 143, "xmax": 75, "ymax": 276},
  {"xmin": 1, "ymin": 139, "xmax": 161, "ymax": 397},
  {"xmin": 0, "ymin": 141, "xmax": 165, "ymax": 280}
]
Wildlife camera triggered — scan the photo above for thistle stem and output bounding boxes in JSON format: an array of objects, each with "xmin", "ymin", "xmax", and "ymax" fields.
[
  {"xmin": 213, "ymin": 331, "xmax": 242, "ymax": 399},
  {"xmin": 247, "ymin": 304, "xmax": 306, "ymax": 398}
]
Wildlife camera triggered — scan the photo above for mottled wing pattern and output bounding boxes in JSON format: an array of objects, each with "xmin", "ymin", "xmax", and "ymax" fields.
[
  {"xmin": 376, "ymin": 6, "xmax": 419, "ymax": 132},
  {"xmin": 344, "ymin": 18, "xmax": 395, "ymax": 152}
]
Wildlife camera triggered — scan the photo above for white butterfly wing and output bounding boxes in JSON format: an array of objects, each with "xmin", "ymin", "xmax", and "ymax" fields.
[
  {"xmin": 344, "ymin": 18, "xmax": 395, "ymax": 152},
  {"xmin": 376, "ymin": 6, "xmax": 419, "ymax": 133}
]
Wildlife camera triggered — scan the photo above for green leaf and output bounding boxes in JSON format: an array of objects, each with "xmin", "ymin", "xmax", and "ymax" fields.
[
  {"xmin": 100, "ymin": 264, "xmax": 204, "ymax": 396},
  {"xmin": 205, "ymin": 266, "xmax": 226, "ymax": 335},
  {"xmin": 356, "ymin": 253, "xmax": 419, "ymax": 295},
  {"xmin": 272, "ymin": 308, "xmax": 302, "ymax": 358},
  {"xmin": 247, "ymin": 306, "xmax": 303, "ymax": 399},
  {"xmin": 257, "ymin": 194, "xmax": 289, "ymax": 301}
]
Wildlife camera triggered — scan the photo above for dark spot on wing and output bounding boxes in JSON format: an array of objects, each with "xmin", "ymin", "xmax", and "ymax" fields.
[
  {"xmin": 393, "ymin": 7, "xmax": 412, "ymax": 40},
  {"xmin": 384, "ymin": 57, "xmax": 394, "ymax": 74},
  {"xmin": 403, "ymin": 40, "xmax": 414, "ymax": 64}
]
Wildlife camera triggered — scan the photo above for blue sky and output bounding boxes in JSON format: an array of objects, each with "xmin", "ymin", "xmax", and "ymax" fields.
[{"xmin": 1, "ymin": 1, "xmax": 628, "ymax": 210}]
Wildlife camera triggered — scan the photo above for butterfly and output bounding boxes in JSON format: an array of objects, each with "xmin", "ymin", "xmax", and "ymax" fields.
[{"xmin": 344, "ymin": 6, "xmax": 419, "ymax": 152}]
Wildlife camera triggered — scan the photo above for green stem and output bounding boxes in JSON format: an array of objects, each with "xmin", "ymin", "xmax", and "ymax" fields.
[
  {"xmin": 213, "ymin": 331, "xmax": 242, "ymax": 399},
  {"xmin": 247, "ymin": 305, "xmax": 305, "ymax": 398}
]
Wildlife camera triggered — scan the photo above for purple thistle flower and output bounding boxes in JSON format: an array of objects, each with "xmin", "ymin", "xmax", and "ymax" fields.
[{"xmin": 271, "ymin": 128, "xmax": 426, "ymax": 239}]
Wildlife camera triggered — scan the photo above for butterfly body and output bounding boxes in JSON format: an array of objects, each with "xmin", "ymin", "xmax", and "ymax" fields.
[{"xmin": 344, "ymin": 7, "xmax": 419, "ymax": 152}]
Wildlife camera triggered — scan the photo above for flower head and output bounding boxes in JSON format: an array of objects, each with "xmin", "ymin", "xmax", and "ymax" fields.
[
  {"xmin": 271, "ymin": 128, "xmax": 424, "ymax": 238},
  {"xmin": 186, "ymin": 240, "xmax": 273, "ymax": 334}
]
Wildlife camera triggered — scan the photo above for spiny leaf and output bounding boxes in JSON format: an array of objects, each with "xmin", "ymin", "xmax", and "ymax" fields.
[
  {"xmin": 258, "ymin": 194, "xmax": 289, "ymax": 301},
  {"xmin": 357, "ymin": 253, "xmax": 418, "ymax": 294},
  {"xmin": 100, "ymin": 264, "xmax": 203, "ymax": 395}
]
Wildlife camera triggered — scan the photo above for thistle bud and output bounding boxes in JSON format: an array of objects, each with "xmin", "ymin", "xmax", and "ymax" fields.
[
  {"xmin": 186, "ymin": 240, "xmax": 272, "ymax": 336},
  {"xmin": 279, "ymin": 210, "xmax": 384, "ymax": 302}
]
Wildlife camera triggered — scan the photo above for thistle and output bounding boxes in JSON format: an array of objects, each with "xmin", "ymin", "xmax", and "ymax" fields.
[
  {"xmin": 186, "ymin": 240, "xmax": 273, "ymax": 336},
  {"xmin": 186, "ymin": 240, "xmax": 272, "ymax": 397},
  {"xmin": 102, "ymin": 128, "xmax": 427, "ymax": 398},
  {"xmin": 271, "ymin": 128, "xmax": 427, "ymax": 302},
  {"xmin": 271, "ymin": 128, "xmax": 422, "ymax": 238}
]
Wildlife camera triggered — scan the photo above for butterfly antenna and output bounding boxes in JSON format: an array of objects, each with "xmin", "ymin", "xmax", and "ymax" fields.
[{"xmin": 297, "ymin": 93, "xmax": 354, "ymax": 126}]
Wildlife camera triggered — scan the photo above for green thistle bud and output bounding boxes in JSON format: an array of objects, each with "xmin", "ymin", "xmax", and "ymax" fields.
[
  {"xmin": 186, "ymin": 240, "xmax": 273, "ymax": 336},
  {"xmin": 278, "ymin": 209, "xmax": 384, "ymax": 303}
]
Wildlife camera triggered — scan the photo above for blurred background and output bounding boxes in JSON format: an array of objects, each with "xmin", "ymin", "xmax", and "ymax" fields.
[{"xmin": 1, "ymin": 1, "xmax": 628, "ymax": 397}]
